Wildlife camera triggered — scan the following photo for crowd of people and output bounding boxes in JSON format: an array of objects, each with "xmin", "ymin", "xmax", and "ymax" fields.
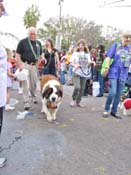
[
  {"xmin": 2, "ymin": 30, "xmax": 131, "ymax": 115},
  {"xmin": 1, "ymin": 0, "xmax": 131, "ymax": 168}
]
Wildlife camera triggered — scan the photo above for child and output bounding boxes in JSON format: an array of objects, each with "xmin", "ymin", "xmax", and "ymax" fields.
[
  {"xmin": 60, "ymin": 50, "xmax": 66, "ymax": 85},
  {"xmin": 5, "ymin": 48, "xmax": 15, "ymax": 111}
]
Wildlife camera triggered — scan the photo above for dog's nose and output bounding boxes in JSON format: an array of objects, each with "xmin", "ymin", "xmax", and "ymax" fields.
[{"xmin": 52, "ymin": 97, "xmax": 56, "ymax": 102}]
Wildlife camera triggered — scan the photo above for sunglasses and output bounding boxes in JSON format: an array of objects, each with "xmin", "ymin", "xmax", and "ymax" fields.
[{"xmin": 30, "ymin": 33, "xmax": 36, "ymax": 35}]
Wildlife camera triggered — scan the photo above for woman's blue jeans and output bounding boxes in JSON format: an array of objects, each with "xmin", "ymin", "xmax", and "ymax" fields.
[
  {"xmin": 68, "ymin": 64, "xmax": 73, "ymax": 79},
  {"xmin": 104, "ymin": 78, "xmax": 125, "ymax": 113}
]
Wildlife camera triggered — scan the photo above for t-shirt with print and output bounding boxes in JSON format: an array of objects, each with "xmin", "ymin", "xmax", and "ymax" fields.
[
  {"xmin": 70, "ymin": 51, "xmax": 91, "ymax": 78},
  {"xmin": 107, "ymin": 41, "xmax": 131, "ymax": 81}
]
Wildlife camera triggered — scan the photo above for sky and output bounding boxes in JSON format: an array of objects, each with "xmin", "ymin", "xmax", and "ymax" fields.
[{"xmin": 0, "ymin": 0, "xmax": 131, "ymax": 48}]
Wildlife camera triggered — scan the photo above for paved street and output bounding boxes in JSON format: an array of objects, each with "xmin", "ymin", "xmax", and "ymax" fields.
[{"xmin": 0, "ymin": 81, "xmax": 131, "ymax": 175}]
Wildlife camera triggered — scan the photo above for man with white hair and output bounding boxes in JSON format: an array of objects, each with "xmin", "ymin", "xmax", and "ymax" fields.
[{"xmin": 16, "ymin": 27, "xmax": 44, "ymax": 110}]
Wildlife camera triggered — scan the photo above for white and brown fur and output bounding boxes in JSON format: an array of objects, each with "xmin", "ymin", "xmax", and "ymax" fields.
[{"xmin": 40, "ymin": 74, "xmax": 63, "ymax": 122}]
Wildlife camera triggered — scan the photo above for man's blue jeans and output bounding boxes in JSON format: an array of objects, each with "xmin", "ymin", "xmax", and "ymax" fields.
[
  {"xmin": 104, "ymin": 78, "xmax": 125, "ymax": 113},
  {"xmin": 98, "ymin": 71, "xmax": 104, "ymax": 95}
]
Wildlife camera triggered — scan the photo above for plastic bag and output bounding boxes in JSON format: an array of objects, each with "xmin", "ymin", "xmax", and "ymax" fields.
[{"xmin": 14, "ymin": 68, "xmax": 29, "ymax": 81}]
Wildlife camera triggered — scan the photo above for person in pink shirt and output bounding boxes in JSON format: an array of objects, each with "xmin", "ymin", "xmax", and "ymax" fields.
[{"xmin": 5, "ymin": 48, "xmax": 15, "ymax": 111}]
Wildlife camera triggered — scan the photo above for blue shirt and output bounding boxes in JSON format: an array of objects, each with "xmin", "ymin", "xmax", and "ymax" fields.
[{"xmin": 107, "ymin": 41, "xmax": 131, "ymax": 81}]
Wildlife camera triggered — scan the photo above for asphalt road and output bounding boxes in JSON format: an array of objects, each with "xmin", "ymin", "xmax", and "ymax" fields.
[{"xmin": 0, "ymin": 81, "xmax": 131, "ymax": 175}]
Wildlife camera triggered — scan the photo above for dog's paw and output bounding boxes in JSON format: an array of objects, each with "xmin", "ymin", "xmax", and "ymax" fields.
[
  {"xmin": 47, "ymin": 117, "xmax": 53, "ymax": 123},
  {"xmin": 52, "ymin": 116, "xmax": 56, "ymax": 121}
]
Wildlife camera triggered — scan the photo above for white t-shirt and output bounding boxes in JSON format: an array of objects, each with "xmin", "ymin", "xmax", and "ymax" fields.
[{"xmin": 70, "ymin": 51, "xmax": 91, "ymax": 78}]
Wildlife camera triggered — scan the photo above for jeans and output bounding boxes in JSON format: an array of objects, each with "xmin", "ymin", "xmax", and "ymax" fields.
[
  {"xmin": 104, "ymin": 78, "xmax": 125, "ymax": 113},
  {"xmin": 68, "ymin": 64, "xmax": 73, "ymax": 78},
  {"xmin": 98, "ymin": 71, "xmax": 104, "ymax": 95},
  {"xmin": 67, "ymin": 64, "xmax": 73, "ymax": 84},
  {"xmin": 60, "ymin": 70, "xmax": 65, "ymax": 84},
  {"xmin": 0, "ymin": 107, "xmax": 3, "ymax": 135}
]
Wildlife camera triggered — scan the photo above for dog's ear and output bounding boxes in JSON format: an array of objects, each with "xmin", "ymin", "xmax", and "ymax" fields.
[
  {"xmin": 42, "ymin": 87, "xmax": 53, "ymax": 99},
  {"xmin": 56, "ymin": 86, "xmax": 63, "ymax": 97},
  {"xmin": 58, "ymin": 89, "xmax": 63, "ymax": 97}
]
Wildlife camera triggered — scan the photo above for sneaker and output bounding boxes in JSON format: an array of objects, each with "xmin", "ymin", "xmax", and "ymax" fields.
[
  {"xmin": 76, "ymin": 103, "xmax": 85, "ymax": 107},
  {"xmin": 110, "ymin": 112, "xmax": 122, "ymax": 119},
  {"xmin": 70, "ymin": 100, "xmax": 76, "ymax": 107},
  {"xmin": 33, "ymin": 100, "xmax": 37, "ymax": 104},
  {"xmin": 24, "ymin": 103, "xmax": 30, "ymax": 111},
  {"xmin": 103, "ymin": 111, "xmax": 109, "ymax": 118},
  {"xmin": 18, "ymin": 87, "xmax": 23, "ymax": 94},
  {"xmin": 32, "ymin": 97, "xmax": 38, "ymax": 104},
  {"xmin": 0, "ymin": 157, "xmax": 7, "ymax": 168},
  {"xmin": 24, "ymin": 107, "xmax": 30, "ymax": 111},
  {"xmin": 96, "ymin": 94, "xmax": 103, "ymax": 97},
  {"xmin": 5, "ymin": 104, "xmax": 15, "ymax": 111}
]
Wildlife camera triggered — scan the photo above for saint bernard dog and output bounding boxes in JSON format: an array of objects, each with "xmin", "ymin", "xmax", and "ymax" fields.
[{"xmin": 40, "ymin": 74, "xmax": 63, "ymax": 122}]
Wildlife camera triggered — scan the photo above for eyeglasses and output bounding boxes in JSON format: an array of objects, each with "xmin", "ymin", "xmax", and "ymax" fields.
[{"xmin": 30, "ymin": 33, "xmax": 36, "ymax": 35}]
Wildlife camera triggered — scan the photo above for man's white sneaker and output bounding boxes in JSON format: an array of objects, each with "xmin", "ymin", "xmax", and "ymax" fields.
[
  {"xmin": 103, "ymin": 111, "xmax": 109, "ymax": 118},
  {"xmin": 5, "ymin": 104, "xmax": 15, "ymax": 111},
  {"xmin": 18, "ymin": 87, "xmax": 23, "ymax": 94},
  {"xmin": 0, "ymin": 157, "xmax": 7, "ymax": 168},
  {"xmin": 24, "ymin": 103, "xmax": 30, "ymax": 111}
]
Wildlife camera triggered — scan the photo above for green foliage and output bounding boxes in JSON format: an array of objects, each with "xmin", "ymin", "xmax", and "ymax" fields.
[
  {"xmin": 23, "ymin": 4, "xmax": 40, "ymax": 28},
  {"xmin": 38, "ymin": 15, "xmax": 122, "ymax": 51},
  {"xmin": 38, "ymin": 17, "xmax": 58, "ymax": 42}
]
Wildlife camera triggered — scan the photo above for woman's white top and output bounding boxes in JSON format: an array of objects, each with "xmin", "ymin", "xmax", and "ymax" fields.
[{"xmin": 70, "ymin": 51, "xmax": 91, "ymax": 78}]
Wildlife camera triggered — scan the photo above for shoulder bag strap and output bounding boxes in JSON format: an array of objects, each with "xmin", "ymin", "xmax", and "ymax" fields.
[
  {"xmin": 28, "ymin": 37, "xmax": 40, "ymax": 60},
  {"xmin": 43, "ymin": 51, "xmax": 52, "ymax": 69}
]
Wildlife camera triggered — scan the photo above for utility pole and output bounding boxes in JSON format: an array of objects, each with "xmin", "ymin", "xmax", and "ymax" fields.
[{"xmin": 55, "ymin": 0, "xmax": 64, "ymax": 51}]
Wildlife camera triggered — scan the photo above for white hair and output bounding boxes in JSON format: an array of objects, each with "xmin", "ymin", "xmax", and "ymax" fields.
[{"xmin": 28, "ymin": 27, "xmax": 37, "ymax": 34}]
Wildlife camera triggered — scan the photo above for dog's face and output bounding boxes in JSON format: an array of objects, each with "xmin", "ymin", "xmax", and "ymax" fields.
[{"xmin": 42, "ymin": 85, "xmax": 63, "ymax": 103}]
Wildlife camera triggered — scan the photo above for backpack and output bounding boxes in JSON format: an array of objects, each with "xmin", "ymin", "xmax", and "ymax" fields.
[{"xmin": 100, "ymin": 42, "xmax": 121, "ymax": 75}]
